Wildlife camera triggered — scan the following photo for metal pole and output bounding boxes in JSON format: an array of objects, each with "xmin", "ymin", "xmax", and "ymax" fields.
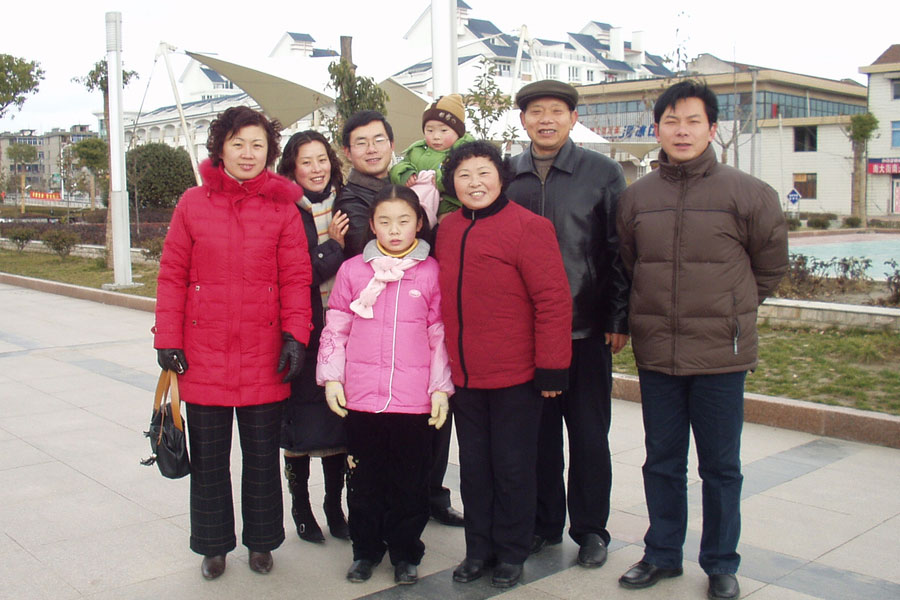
[
  {"xmin": 431, "ymin": 0, "xmax": 457, "ymax": 96},
  {"xmin": 160, "ymin": 43, "xmax": 201, "ymax": 185},
  {"xmin": 106, "ymin": 11, "xmax": 133, "ymax": 286},
  {"xmin": 750, "ymin": 68, "xmax": 758, "ymax": 178}
]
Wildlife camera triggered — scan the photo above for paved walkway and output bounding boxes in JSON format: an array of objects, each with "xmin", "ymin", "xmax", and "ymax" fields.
[{"xmin": 0, "ymin": 282, "xmax": 897, "ymax": 600}]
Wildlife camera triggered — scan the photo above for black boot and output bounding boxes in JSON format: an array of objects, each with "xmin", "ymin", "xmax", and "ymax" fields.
[
  {"xmin": 284, "ymin": 455, "xmax": 324, "ymax": 543},
  {"xmin": 322, "ymin": 453, "xmax": 350, "ymax": 540}
]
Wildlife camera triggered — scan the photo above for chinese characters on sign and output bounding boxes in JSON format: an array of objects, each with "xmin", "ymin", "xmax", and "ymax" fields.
[{"xmin": 868, "ymin": 158, "xmax": 900, "ymax": 175}]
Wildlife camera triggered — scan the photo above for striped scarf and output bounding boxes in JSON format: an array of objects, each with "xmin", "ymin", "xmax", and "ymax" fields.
[{"xmin": 297, "ymin": 188, "xmax": 337, "ymax": 306}]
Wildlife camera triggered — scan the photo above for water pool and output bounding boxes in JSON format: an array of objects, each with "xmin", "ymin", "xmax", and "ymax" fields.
[{"xmin": 788, "ymin": 233, "xmax": 900, "ymax": 280}]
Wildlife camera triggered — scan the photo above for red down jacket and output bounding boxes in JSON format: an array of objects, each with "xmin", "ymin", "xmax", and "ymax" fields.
[{"xmin": 153, "ymin": 160, "xmax": 313, "ymax": 406}]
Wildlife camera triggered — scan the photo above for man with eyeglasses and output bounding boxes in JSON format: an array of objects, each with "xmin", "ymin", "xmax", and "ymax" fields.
[{"xmin": 334, "ymin": 110, "xmax": 396, "ymax": 258}]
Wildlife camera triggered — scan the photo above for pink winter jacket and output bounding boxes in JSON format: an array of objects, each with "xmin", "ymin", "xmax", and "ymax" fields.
[{"xmin": 316, "ymin": 240, "xmax": 453, "ymax": 414}]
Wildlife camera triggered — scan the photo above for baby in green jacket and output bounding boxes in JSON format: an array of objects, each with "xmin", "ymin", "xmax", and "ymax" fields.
[{"xmin": 390, "ymin": 94, "xmax": 475, "ymax": 225}]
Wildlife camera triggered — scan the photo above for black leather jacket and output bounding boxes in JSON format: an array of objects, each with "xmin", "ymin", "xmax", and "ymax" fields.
[
  {"xmin": 332, "ymin": 169, "xmax": 389, "ymax": 259},
  {"xmin": 508, "ymin": 139, "xmax": 629, "ymax": 339}
]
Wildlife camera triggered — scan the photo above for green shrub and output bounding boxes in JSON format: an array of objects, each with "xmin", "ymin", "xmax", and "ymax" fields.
[
  {"xmin": 807, "ymin": 216, "xmax": 831, "ymax": 230},
  {"xmin": 869, "ymin": 219, "xmax": 900, "ymax": 230},
  {"xmin": 842, "ymin": 216, "xmax": 862, "ymax": 228},
  {"xmin": 141, "ymin": 237, "xmax": 165, "ymax": 262},
  {"xmin": 786, "ymin": 217, "xmax": 801, "ymax": 231},
  {"xmin": 7, "ymin": 227, "xmax": 37, "ymax": 252},
  {"xmin": 41, "ymin": 229, "xmax": 81, "ymax": 260}
]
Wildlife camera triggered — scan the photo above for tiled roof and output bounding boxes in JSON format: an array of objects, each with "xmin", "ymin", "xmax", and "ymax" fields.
[
  {"xmin": 643, "ymin": 63, "xmax": 673, "ymax": 76},
  {"xmin": 200, "ymin": 67, "xmax": 226, "ymax": 83},
  {"xmin": 458, "ymin": 0, "xmax": 471, "ymax": 8},
  {"xmin": 466, "ymin": 18, "xmax": 502, "ymax": 38},
  {"xmin": 591, "ymin": 21, "xmax": 612, "ymax": 30},
  {"xmin": 871, "ymin": 44, "xmax": 900, "ymax": 65},
  {"xmin": 311, "ymin": 49, "xmax": 338, "ymax": 57},
  {"xmin": 598, "ymin": 57, "xmax": 634, "ymax": 72},
  {"xmin": 287, "ymin": 32, "xmax": 315, "ymax": 43}
]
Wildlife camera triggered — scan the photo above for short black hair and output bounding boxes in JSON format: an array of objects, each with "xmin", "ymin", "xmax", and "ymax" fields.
[
  {"xmin": 207, "ymin": 106, "xmax": 282, "ymax": 167},
  {"xmin": 369, "ymin": 184, "xmax": 432, "ymax": 245},
  {"xmin": 341, "ymin": 110, "xmax": 394, "ymax": 148},
  {"xmin": 442, "ymin": 140, "xmax": 511, "ymax": 199},
  {"xmin": 277, "ymin": 130, "xmax": 344, "ymax": 193},
  {"xmin": 653, "ymin": 80, "xmax": 718, "ymax": 125}
]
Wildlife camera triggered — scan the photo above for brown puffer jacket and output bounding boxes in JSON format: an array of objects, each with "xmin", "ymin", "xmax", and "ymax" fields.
[{"xmin": 616, "ymin": 145, "xmax": 788, "ymax": 375}]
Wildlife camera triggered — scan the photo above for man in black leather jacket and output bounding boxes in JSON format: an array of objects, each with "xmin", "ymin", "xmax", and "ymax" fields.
[{"xmin": 507, "ymin": 80, "xmax": 629, "ymax": 569}]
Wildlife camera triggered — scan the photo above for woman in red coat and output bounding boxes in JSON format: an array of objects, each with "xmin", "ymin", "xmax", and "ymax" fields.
[{"xmin": 153, "ymin": 106, "xmax": 312, "ymax": 580}]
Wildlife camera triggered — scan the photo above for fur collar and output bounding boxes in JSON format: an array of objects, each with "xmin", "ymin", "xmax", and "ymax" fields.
[{"xmin": 199, "ymin": 159, "xmax": 302, "ymax": 202}]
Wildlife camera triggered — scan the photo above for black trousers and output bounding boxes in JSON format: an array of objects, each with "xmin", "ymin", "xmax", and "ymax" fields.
[
  {"xmin": 185, "ymin": 401, "xmax": 285, "ymax": 556},
  {"xmin": 453, "ymin": 382, "xmax": 543, "ymax": 565},
  {"xmin": 429, "ymin": 411, "xmax": 453, "ymax": 510},
  {"xmin": 345, "ymin": 410, "xmax": 433, "ymax": 566},
  {"xmin": 535, "ymin": 336, "xmax": 613, "ymax": 545}
]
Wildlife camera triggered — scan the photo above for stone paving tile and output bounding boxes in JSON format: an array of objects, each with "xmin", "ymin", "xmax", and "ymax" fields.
[{"xmin": 816, "ymin": 514, "xmax": 900, "ymax": 585}]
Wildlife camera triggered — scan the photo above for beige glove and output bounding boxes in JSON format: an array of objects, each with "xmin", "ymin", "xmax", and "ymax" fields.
[
  {"xmin": 428, "ymin": 391, "xmax": 449, "ymax": 429},
  {"xmin": 325, "ymin": 381, "xmax": 348, "ymax": 417}
]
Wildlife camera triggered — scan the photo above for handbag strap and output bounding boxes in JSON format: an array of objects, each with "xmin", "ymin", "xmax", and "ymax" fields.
[
  {"xmin": 153, "ymin": 369, "xmax": 185, "ymax": 433},
  {"xmin": 153, "ymin": 369, "xmax": 169, "ymax": 412},
  {"xmin": 168, "ymin": 370, "xmax": 184, "ymax": 432}
]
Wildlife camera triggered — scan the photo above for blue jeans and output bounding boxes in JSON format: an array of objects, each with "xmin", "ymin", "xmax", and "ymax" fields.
[{"xmin": 637, "ymin": 369, "xmax": 746, "ymax": 575}]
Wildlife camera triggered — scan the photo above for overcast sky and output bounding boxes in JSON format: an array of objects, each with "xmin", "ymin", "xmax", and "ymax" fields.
[{"xmin": 1, "ymin": 0, "xmax": 893, "ymax": 133}]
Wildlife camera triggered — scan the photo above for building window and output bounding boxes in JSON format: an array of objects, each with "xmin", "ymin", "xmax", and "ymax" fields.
[
  {"xmin": 586, "ymin": 69, "xmax": 595, "ymax": 82},
  {"xmin": 893, "ymin": 121, "xmax": 900, "ymax": 147},
  {"xmin": 793, "ymin": 173, "xmax": 817, "ymax": 199},
  {"xmin": 497, "ymin": 62, "xmax": 511, "ymax": 76},
  {"xmin": 794, "ymin": 126, "xmax": 817, "ymax": 152},
  {"xmin": 568, "ymin": 66, "xmax": 580, "ymax": 82},
  {"xmin": 893, "ymin": 80, "xmax": 900, "ymax": 100},
  {"xmin": 546, "ymin": 64, "xmax": 558, "ymax": 79}
]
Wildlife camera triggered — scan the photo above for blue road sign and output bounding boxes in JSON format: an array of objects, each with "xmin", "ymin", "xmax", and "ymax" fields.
[{"xmin": 787, "ymin": 189, "xmax": 802, "ymax": 204}]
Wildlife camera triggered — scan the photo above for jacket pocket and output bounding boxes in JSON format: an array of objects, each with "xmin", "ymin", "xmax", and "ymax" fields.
[{"xmin": 731, "ymin": 294, "xmax": 740, "ymax": 355}]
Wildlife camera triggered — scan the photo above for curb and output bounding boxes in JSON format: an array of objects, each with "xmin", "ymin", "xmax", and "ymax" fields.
[
  {"xmin": 613, "ymin": 374, "xmax": 899, "ymax": 449},
  {"xmin": 0, "ymin": 272, "xmax": 156, "ymax": 312},
  {"xmin": 2, "ymin": 272, "xmax": 898, "ymax": 449}
]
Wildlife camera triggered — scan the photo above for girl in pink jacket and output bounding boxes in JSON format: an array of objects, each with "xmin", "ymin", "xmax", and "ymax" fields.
[{"xmin": 316, "ymin": 185, "xmax": 453, "ymax": 586}]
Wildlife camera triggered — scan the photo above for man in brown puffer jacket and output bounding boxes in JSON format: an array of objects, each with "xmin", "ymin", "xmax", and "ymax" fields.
[{"xmin": 616, "ymin": 80, "xmax": 788, "ymax": 600}]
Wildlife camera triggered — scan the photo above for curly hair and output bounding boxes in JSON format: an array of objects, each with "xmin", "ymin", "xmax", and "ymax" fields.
[
  {"xmin": 206, "ymin": 106, "xmax": 282, "ymax": 167},
  {"xmin": 277, "ymin": 130, "xmax": 343, "ymax": 193},
  {"xmin": 442, "ymin": 140, "xmax": 511, "ymax": 199}
]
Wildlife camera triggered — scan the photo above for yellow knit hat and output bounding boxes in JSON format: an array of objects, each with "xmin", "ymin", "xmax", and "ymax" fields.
[{"xmin": 422, "ymin": 93, "xmax": 466, "ymax": 138}]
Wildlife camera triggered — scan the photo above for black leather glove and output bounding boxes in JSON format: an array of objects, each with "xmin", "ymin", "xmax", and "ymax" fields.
[
  {"xmin": 277, "ymin": 332, "xmax": 305, "ymax": 383},
  {"xmin": 157, "ymin": 348, "xmax": 188, "ymax": 374}
]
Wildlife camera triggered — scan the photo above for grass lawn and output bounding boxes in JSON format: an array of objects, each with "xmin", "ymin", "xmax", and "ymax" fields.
[
  {"xmin": 612, "ymin": 325, "xmax": 900, "ymax": 416},
  {"xmin": 0, "ymin": 248, "xmax": 158, "ymax": 298},
  {"xmin": 2, "ymin": 248, "xmax": 898, "ymax": 416}
]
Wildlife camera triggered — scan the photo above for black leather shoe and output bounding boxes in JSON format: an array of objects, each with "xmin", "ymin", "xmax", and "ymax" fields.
[
  {"xmin": 452, "ymin": 558, "xmax": 486, "ymax": 583},
  {"xmin": 248, "ymin": 551, "xmax": 273, "ymax": 574},
  {"xmin": 708, "ymin": 573, "xmax": 740, "ymax": 599},
  {"xmin": 346, "ymin": 559, "xmax": 379, "ymax": 583},
  {"xmin": 491, "ymin": 562, "xmax": 523, "ymax": 588},
  {"xmin": 619, "ymin": 560, "xmax": 683, "ymax": 589},
  {"xmin": 201, "ymin": 554, "xmax": 226, "ymax": 580},
  {"xmin": 577, "ymin": 533, "xmax": 608, "ymax": 568},
  {"xmin": 394, "ymin": 561, "xmax": 418, "ymax": 584},
  {"xmin": 431, "ymin": 505, "xmax": 465, "ymax": 527},
  {"xmin": 529, "ymin": 533, "xmax": 562, "ymax": 554}
]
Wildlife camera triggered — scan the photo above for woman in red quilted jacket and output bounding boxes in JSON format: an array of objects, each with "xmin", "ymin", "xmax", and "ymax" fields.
[
  {"xmin": 436, "ymin": 141, "xmax": 572, "ymax": 589},
  {"xmin": 153, "ymin": 106, "xmax": 312, "ymax": 580}
]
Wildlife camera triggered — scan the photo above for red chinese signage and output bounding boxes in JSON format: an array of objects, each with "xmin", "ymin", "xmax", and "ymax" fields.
[
  {"xmin": 28, "ymin": 191, "xmax": 61, "ymax": 200},
  {"xmin": 868, "ymin": 158, "xmax": 900, "ymax": 175}
]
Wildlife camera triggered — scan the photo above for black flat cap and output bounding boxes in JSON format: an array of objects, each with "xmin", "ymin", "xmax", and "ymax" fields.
[{"xmin": 515, "ymin": 80, "xmax": 579, "ymax": 111}]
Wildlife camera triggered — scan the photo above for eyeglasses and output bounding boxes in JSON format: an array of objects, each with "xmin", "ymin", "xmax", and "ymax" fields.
[{"xmin": 351, "ymin": 135, "xmax": 390, "ymax": 150}]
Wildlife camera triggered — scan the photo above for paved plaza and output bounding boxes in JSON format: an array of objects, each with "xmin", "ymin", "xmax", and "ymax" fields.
[{"xmin": 0, "ymin": 281, "xmax": 898, "ymax": 599}]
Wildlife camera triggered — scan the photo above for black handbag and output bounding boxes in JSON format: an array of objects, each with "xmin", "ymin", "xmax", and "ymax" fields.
[{"xmin": 141, "ymin": 369, "xmax": 190, "ymax": 479}]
